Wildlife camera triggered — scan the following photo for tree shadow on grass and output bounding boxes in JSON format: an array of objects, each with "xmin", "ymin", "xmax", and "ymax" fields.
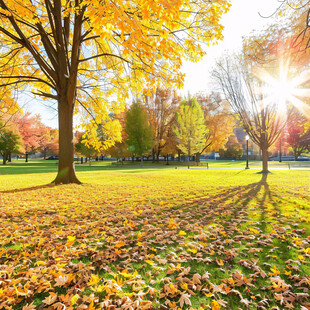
[
  {"xmin": 208, "ymin": 173, "xmax": 271, "ymax": 209},
  {"xmin": 193, "ymin": 173, "xmax": 289, "ymax": 235},
  {"xmin": 188, "ymin": 173, "xmax": 300, "ymax": 265},
  {"xmin": 0, "ymin": 183, "xmax": 57, "ymax": 194}
]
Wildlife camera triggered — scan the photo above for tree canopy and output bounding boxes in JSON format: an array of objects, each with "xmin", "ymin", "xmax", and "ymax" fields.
[
  {"xmin": 174, "ymin": 97, "xmax": 207, "ymax": 163},
  {"xmin": 125, "ymin": 102, "xmax": 153, "ymax": 166},
  {"xmin": 212, "ymin": 55, "xmax": 286, "ymax": 173},
  {"xmin": 0, "ymin": 126, "xmax": 20, "ymax": 165},
  {"xmin": 0, "ymin": 0, "xmax": 231, "ymax": 183}
]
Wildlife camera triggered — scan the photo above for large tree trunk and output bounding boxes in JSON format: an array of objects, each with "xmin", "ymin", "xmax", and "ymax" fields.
[{"xmin": 53, "ymin": 97, "xmax": 81, "ymax": 184}]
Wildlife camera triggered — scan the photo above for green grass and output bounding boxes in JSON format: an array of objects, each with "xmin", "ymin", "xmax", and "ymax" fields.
[
  {"xmin": 0, "ymin": 162, "xmax": 309, "ymax": 309},
  {"xmin": 0, "ymin": 158, "xmax": 307, "ymax": 176}
]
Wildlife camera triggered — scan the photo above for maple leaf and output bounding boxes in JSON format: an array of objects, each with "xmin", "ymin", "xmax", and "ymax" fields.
[
  {"xmin": 52, "ymin": 303, "xmax": 66, "ymax": 310},
  {"xmin": 42, "ymin": 292, "xmax": 58, "ymax": 305},
  {"xmin": 179, "ymin": 293, "xmax": 191, "ymax": 307},
  {"xmin": 88, "ymin": 274, "xmax": 100, "ymax": 286},
  {"xmin": 202, "ymin": 271, "xmax": 211, "ymax": 280},
  {"xmin": 22, "ymin": 303, "xmax": 36, "ymax": 310},
  {"xmin": 269, "ymin": 265, "xmax": 281, "ymax": 276},
  {"xmin": 54, "ymin": 275, "xmax": 69, "ymax": 287},
  {"xmin": 192, "ymin": 273, "xmax": 201, "ymax": 285}
]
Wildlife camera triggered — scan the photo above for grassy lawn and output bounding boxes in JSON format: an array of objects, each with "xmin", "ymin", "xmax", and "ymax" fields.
[
  {"xmin": 0, "ymin": 158, "xmax": 306, "ymax": 175},
  {"xmin": 0, "ymin": 161, "xmax": 309, "ymax": 309}
]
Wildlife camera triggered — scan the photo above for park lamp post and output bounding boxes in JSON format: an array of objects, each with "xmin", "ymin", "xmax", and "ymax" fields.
[
  {"xmin": 245, "ymin": 135, "xmax": 250, "ymax": 169},
  {"xmin": 279, "ymin": 136, "xmax": 282, "ymax": 163}
]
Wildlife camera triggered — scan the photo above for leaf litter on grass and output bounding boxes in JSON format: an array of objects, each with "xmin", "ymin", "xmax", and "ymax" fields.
[{"xmin": 0, "ymin": 170, "xmax": 309, "ymax": 309}]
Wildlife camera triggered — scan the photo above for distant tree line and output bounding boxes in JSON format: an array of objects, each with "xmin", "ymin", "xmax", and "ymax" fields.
[{"xmin": 0, "ymin": 112, "xmax": 58, "ymax": 165}]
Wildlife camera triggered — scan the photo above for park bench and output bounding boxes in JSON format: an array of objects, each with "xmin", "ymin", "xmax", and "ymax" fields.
[
  {"xmin": 288, "ymin": 162, "xmax": 310, "ymax": 169},
  {"xmin": 177, "ymin": 162, "xmax": 209, "ymax": 168}
]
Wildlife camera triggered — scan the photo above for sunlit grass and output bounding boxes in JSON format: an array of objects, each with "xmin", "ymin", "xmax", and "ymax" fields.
[{"xmin": 0, "ymin": 165, "xmax": 309, "ymax": 309}]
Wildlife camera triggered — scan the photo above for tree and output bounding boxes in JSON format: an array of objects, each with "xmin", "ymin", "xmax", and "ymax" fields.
[
  {"xmin": 0, "ymin": 86, "xmax": 20, "ymax": 129},
  {"xmin": 219, "ymin": 135, "xmax": 243, "ymax": 159},
  {"xmin": 39, "ymin": 128, "xmax": 59, "ymax": 159},
  {"xmin": 0, "ymin": 127, "xmax": 20, "ymax": 165},
  {"xmin": 161, "ymin": 127, "xmax": 179, "ymax": 165},
  {"xmin": 286, "ymin": 111, "xmax": 310, "ymax": 160},
  {"xmin": 107, "ymin": 111, "xmax": 130, "ymax": 164},
  {"xmin": 174, "ymin": 97, "xmax": 207, "ymax": 168},
  {"xmin": 14, "ymin": 113, "xmax": 44, "ymax": 162},
  {"xmin": 195, "ymin": 92, "xmax": 234, "ymax": 163},
  {"xmin": 271, "ymin": 0, "xmax": 310, "ymax": 50},
  {"xmin": 0, "ymin": 0, "xmax": 231, "ymax": 184},
  {"xmin": 143, "ymin": 88, "xmax": 181, "ymax": 162},
  {"xmin": 108, "ymin": 142, "xmax": 131, "ymax": 164},
  {"xmin": 212, "ymin": 55, "xmax": 286, "ymax": 174},
  {"xmin": 125, "ymin": 102, "xmax": 153, "ymax": 167},
  {"xmin": 75, "ymin": 133, "xmax": 98, "ymax": 161}
]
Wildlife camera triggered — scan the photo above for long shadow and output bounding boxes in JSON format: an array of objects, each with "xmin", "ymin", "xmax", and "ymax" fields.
[
  {"xmin": 207, "ymin": 173, "xmax": 270, "ymax": 209},
  {"xmin": 0, "ymin": 184, "xmax": 56, "ymax": 194},
  {"xmin": 187, "ymin": 174, "xmax": 281, "ymax": 235},
  {"xmin": 185, "ymin": 174, "xmax": 298, "ymax": 265}
]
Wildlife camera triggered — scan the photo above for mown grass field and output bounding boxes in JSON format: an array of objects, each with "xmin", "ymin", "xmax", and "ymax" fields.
[{"xmin": 0, "ymin": 160, "xmax": 309, "ymax": 309}]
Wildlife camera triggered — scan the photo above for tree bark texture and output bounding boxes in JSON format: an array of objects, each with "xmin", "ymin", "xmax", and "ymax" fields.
[
  {"xmin": 53, "ymin": 97, "xmax": 81, "ymax": 184},
  {"xmin": 260, "ymin": 147, "xmax": 270, "ymax": 174}
]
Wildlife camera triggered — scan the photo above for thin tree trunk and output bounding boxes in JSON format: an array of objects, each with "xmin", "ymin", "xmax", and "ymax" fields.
[
  {"xmin": 259, "ymin": 110, "xmax": 270, "ymax": 174},
  {"xmin": 2, "ymin": 153, "xmax": 7, "ymax": 165},
  {"xmin": 8, "ymin": 153, "xmax": 11, "ymax": 162},
  {"xmin": 141, "ymin": 155, "xmax": 143, "ymax": 167},
  {"xmin": 195, "ymin": 152, "xmax": 200, "ymax": 166},
  {"xmin": 25, "ymin": 152, "xmax": 28, "ymax": 162},
  {"xmin": 260, "ymin": 147, "xmax": 270, "ymax": 174},
  {"xmin": 53, "ymin": 97, "xmax": 81, "ymax": 184}
]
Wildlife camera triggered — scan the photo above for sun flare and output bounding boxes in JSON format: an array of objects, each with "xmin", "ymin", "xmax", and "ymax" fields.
[{"xmin": 253, "ymin": 62, "xmax": 310, "ymax": 118}]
